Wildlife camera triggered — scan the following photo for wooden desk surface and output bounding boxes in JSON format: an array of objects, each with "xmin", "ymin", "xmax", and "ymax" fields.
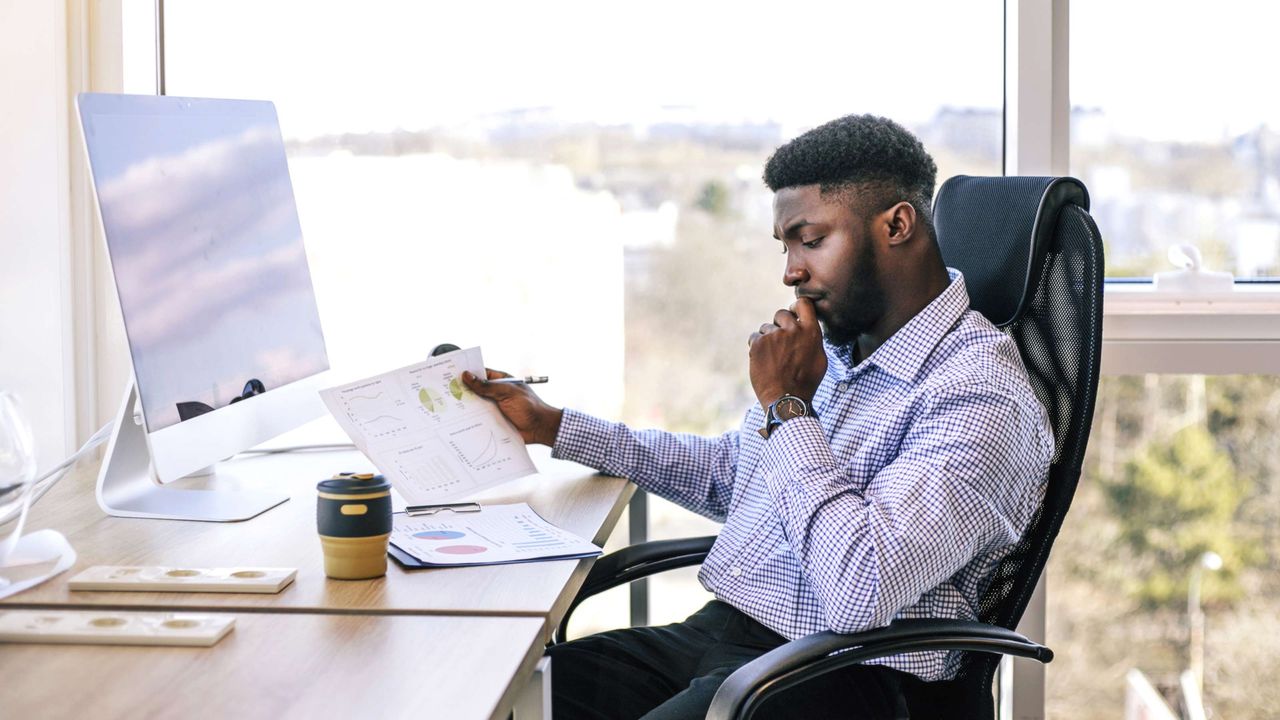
[
  {"xmin": 5, "ymin": 445, "xmax": 632, "ymax": 624},
  {"xmin": 0, "ymin": 611, "xmax": 545, "ymax": 720}
]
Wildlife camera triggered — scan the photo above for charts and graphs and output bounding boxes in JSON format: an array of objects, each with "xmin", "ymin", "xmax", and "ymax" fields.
[
  {"xmin": 389, "ymin": 503, "xmax": 603, "ymax": 567},
  {"xmin": 333, "ymin": 387, "xmax": 413, "ymax": 440},
  {"xmin": 318, "ymin": 346, "xmax": 536, "ymax": 507},
  {"xmin": 444, "ymin": 420, "xmax": 524, "ymax": 473},
  {"xmin": 408, "ymin": 357, "xmax": 477, "ymax": 416},
  {"xmin": 412, "ymin": 530, "xmax": 465, "ymax": 540}
]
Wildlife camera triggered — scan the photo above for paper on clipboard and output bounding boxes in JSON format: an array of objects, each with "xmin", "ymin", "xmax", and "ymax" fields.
[
  {"xmin": 319, "ymin": 347, "xmax": 536, "ymax": 507},
  {"xmin": 388, "ymin": 502, "xmax": 602, "ymax": 568}
]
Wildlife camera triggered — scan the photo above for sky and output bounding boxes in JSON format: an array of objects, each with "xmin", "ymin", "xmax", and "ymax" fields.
[
  {"xmin": 132, "ymin": 0, "xmax": 1004, "ymax": 138},
  {"xmin": 121, "ymin": 1, "xmax": 1280, "ymax": 144}
]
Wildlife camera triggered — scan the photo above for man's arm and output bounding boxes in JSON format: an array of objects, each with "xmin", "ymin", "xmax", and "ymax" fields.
[
  {"xmin": 553, "ymin": 409, "xmax": 739, "ymax": 521},
  {"xmin": 760, "ymin": 381, "xmax": 1052, "ymax": 632},
  {"xmin": 464, "ymin": 370, "xmax": 740, "ymax": 521}
]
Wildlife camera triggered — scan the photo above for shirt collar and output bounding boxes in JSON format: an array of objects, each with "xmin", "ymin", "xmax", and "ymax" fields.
[{"xmin": 827, "ymin": 269, "xmax": 971, "ymax": 383}]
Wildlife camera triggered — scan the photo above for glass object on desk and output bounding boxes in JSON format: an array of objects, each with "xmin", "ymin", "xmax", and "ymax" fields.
[{"xmin": 0, "ymin": 391, "xmax": 37, "ymax": 567}]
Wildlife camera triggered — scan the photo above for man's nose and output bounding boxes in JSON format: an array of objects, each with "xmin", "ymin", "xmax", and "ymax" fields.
[{"xmin": 783, "ymin": 259, "xmax": 809, "ymax": 287}]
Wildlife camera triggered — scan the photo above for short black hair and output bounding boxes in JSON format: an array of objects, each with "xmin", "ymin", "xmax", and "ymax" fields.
[{"xmin": 763, "ymin": 114, "xmax": 938, "ymax": 240}]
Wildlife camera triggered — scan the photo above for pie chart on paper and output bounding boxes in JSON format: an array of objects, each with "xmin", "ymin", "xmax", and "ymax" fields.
[
  {"xmin": 413, "ymin": 530, "xmax": 466, "ymax": 541},
  {"xmin": 436, "ymin": 545, "xmax": 488, "ymax": 555}
]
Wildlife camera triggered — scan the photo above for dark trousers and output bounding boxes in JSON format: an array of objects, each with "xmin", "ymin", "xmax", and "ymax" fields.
[{"xmin": 546, "ymin": 600, "xmax": 911, "ymax": 719}]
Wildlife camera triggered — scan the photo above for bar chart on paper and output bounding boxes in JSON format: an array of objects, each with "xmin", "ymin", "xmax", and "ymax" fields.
[{"xmin": 320, "ymin": 347, "xmax": 537, "ymax": 507}]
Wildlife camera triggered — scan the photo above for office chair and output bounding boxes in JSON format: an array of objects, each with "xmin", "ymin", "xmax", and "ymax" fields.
[{"xmin": 552, "ymin": 176, "xmax": 1105, "ymax": 719}]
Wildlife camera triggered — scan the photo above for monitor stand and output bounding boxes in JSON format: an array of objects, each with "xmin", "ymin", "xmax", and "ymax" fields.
[{"xmin": 96, "ymin": 382, "xmax": 289, "ymax": 521}]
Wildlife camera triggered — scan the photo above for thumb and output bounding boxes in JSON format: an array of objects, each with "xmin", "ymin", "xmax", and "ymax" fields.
[{"xmin": 461, "ymin": 370, "xmax": 499, "ymax": 397}]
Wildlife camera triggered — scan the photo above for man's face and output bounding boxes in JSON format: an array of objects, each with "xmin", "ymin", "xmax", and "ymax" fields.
[{"xmin": 772, "ymin": 184, "xmax": 885, "ymax": 346}]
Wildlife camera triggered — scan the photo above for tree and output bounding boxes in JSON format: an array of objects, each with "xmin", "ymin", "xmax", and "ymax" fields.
[
  {"xmin": 1103, "ymin": 425, "xmax": 1259, "ymax": 607},
  {"xmin": 695, "ymin": 180, "xmax": 731, "ymax": 217}
]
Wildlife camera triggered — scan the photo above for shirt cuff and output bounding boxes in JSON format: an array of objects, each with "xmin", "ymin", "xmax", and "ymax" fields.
[
  {"xmin": 550, "ymin": 408, "xmax": 616, "ymax": 469},
  {"xmin": 758, "ymin": 416, "xmax": 837, "ymax": 490}
]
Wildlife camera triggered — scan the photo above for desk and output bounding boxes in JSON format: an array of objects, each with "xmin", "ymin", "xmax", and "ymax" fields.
[
  {"xmin": 1, "ymin": 446, "xmax": 633, "ymax": 719},
  {"xmin": 4, "ymin": 446, "xmax": 633, "ymax": 624},
  {"xmin": 0, "ymin": 611, "xmax": 546, "ymax": 720}
]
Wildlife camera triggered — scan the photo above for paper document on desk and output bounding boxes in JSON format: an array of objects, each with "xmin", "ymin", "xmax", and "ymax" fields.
[
  {"xmin": 319, "ymin": 346, "xmax": 536, "ymax": 506},
  {"xmin": 388, "ymin": 502, "xmax": 602, "ymax": 567}
]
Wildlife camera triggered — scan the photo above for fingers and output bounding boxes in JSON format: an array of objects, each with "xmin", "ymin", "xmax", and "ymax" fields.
[
  {"xmin": 790, "ymin": 296, "xmax": 818, "ymax": 326},
  {"xmin": 773, "ymin": 308, "xmax": 798, "ymax": 329},
  {"xmin": 485, "ymin": 368, "xmax": 512, "ymax": 380},
  {"xmin": 462, "ymin": 370, "xmax": 513, "ymax": 397},
  {"xmin": 749, "ymin": 322, "xmax": 778, "ymax": 348},
  {"xmin": 749, "ymin": 307, "xmax": 804, "ymax": 347}
]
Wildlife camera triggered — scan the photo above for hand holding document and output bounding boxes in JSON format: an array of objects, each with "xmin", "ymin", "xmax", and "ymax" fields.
[{"xmin": 319, "ymin": 347, "xmax": 536, "ymax": 507}]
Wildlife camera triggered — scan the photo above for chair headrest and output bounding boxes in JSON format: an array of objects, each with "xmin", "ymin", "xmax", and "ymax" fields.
[{"xmin": 933, "ymin": 176, "xmax": 1089, "ymax": 327}]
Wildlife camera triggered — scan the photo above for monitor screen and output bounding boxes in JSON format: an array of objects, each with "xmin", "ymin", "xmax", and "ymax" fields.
[{"xmin": 79, "ymin": 94, "xmax": 328, "ymax": 433}]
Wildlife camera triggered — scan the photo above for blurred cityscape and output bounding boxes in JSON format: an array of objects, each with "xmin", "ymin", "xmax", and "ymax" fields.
[{"xmin": 280, "ymin": 106, "xmax": 1280, "ymax": 718}]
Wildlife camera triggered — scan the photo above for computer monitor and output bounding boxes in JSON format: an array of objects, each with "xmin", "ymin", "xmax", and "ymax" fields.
[{"xmin": 78, "ymin": 93, "xmax": 330, "ymax": 521}]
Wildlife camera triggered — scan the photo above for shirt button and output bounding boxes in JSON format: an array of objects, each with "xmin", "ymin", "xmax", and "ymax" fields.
[
  {"xmin": 837, "ymin": 382, "xmax": 849, "ymax": 392},
  {"xmin": 729, "ymin": 566, "xmax": 742, "ymax": 577}
]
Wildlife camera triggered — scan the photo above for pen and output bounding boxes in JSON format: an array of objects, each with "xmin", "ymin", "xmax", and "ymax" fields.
[{"xmin": 488, "ymin": 376, "xmax": 549, "ymax": 385}]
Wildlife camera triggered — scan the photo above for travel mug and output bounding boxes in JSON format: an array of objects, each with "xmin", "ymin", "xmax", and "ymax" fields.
[{"xmin": 316, "ymin": 472, "xmax": 393, "ymax": 580}]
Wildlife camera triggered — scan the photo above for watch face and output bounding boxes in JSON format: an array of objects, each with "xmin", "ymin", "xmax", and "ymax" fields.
[{"xmin": 775, "ymin": 396, "xmax": 807, "ymax": 420}]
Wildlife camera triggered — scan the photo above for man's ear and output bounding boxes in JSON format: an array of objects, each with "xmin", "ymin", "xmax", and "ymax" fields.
[{"xmin": 885, "ymin": 202, "xmax": 917, "ymax": 247}]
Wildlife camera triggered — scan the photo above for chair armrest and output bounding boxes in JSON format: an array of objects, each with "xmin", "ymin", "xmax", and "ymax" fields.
[
  {"xmin": 707, "ymin": 619, "xmax": 1052, "ymax": 720},
  {"xmin": 554, "ymin": 535, "xmax": 716, "ymax": 644}
]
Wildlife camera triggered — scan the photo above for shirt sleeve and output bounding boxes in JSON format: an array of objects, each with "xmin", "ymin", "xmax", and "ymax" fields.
[
  {"xmin": 551, "ymin": 408, "xmax": 739, "ymax": 522},
  {"xmin": 758, "ymin": 380, "xmax": 1052, "ymax": 632}
]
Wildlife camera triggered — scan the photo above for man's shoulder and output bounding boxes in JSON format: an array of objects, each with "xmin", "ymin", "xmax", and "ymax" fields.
[
  {"xmin": 911, "ymin": 310, "xmax": 1054, "ymax": 462},
  {"xmin": 919, "ymin": 309, "xmax": 1037, "ymax": 403}
]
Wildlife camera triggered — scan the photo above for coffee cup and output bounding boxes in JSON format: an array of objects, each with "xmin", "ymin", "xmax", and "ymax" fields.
[{"xmin": 316, "ymin": 472, "xmax": 393, "ymax": 580}]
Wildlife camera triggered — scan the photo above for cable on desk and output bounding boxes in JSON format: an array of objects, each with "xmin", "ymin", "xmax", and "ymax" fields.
[
  {"xmin": 2, "ymin": 421, "xmax": 114, "ymax": 523},
  {"xmin": 3, "ymin": 428, "xmax": 356, "ymax": 524},
  {"xmin": 236, "ymin": 443, "xmax": 356, "ymax": 455}
]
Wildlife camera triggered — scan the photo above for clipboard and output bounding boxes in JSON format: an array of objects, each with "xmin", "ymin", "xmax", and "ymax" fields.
[
  {"xmin": 405, "ymin": 502, "xmax": 482, "ymax": 517},
  {"xmin": 386, "ymin": 502, "xmax": 603, "ymax": 569}
]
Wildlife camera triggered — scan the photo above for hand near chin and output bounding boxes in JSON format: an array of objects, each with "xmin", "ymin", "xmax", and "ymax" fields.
[{"xmin": 747, "ymin": 297, "xmax": 827, "ymax": 409}]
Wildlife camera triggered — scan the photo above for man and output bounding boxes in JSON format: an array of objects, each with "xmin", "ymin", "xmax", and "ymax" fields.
[{"xmin": 461, "ymin": 114, "xmax": 1053, "ymax": 719}]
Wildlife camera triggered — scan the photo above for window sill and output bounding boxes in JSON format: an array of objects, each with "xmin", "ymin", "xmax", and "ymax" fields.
[{"xmin": 1101, "ymin": 283, "xmax": 1280, "ymax": 374}]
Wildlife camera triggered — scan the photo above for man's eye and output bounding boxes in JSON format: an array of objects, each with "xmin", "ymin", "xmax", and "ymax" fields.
[{"xmin": 802, "ymin": 237, "xmax": 824, "ymax": 249}]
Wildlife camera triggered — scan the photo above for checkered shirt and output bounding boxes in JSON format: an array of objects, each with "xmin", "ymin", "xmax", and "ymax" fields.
[{"xmin": 551, "ymin": 270, "xmax": 1053, "ymax": 681}]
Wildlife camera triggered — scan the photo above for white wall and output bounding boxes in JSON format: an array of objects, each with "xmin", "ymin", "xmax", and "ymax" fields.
[{"xmin": 0, "ymin": 1, "xmax": 75, "ymax": 471}]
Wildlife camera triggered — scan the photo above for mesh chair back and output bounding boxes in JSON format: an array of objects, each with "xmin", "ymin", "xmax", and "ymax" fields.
[{"xmin": 928, "ymin": 176, "xmax": 1105, "ymax": 714}]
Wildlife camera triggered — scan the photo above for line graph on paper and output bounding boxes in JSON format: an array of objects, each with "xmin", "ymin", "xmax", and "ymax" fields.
[
  {"xmin": 333, "ymin": 382, "xmax": 415, "ymax": 441},
  {"xmin": 444, "ymin": 421, "xmax": 522, "ymax": 472}
]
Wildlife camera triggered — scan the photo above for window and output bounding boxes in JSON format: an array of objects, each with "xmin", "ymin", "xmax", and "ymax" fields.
[
  {"xmin": 1072, "ymin": 1, "xmax": 1280, "ymax": 280},
  {"xmin": 163, "ymin": 0, "xmax": 1004, "ymax": 634},
  {"xmin": 1047, "ymin": 375, "xmax": 1280, "ymax": 718},
  {"xmin": 1065, "ymin": 7, "xmax": 1280, "ymax": 717}
]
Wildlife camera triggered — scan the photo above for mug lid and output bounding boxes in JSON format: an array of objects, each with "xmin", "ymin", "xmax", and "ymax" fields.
[{"xmin": 317, "ymin": 473, "xmax": 391, "ymax": 494}]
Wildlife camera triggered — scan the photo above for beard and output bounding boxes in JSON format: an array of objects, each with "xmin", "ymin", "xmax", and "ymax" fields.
[
  {"xmin": 821, "ymin": 290, "xmax": 884, "ymax": 346},
  {"xmin": 818, "ymin": 241, "xmax": 884, "ymax": 347}
]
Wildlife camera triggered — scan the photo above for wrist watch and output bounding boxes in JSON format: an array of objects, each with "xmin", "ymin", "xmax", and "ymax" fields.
[{"xmin": 758, "ymin": 395, "xmax": 813, "ymax": 439}]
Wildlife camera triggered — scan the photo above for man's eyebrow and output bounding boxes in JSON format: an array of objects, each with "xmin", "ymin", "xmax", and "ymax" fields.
[{"xmin": 779, "ymin": 219, "xmax": 814, "ymax": 237}]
